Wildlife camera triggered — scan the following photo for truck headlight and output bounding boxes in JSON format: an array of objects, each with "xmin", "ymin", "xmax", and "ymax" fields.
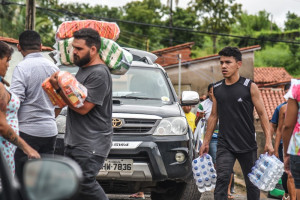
[{"xmin": 153, "ymin": 117, "xmax": 188, "ymax": 136}]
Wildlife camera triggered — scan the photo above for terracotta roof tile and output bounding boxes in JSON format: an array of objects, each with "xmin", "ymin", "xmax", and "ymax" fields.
[
  {"xmin": 152, "ymin": 42, "xmax": 194, "ymax": 54},
  {"xmin": 160, "ymin": 45, "xmax": 261, "ymax": 67},
  {"xmin": 0, "ymin": 36, "xmax": 53, "ymax": 51},
  {"xmin": 254, "ymin": 67, "xmax": 292, "ymax": 84},
  {"xmin": 254, "ymin": 88, "xmax": 286, "ymax": 120}
]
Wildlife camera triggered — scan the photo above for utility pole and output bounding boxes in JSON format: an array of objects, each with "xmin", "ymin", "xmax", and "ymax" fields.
[
  {"xmin": 25, "ymin": 0, "xmax": 36, "ymax": 30},
  {"xmin": 178, "ymin": 54, "xmax": 182, "ymax": 99},
  {"xmin": 146, "ymin": 39, "xmax": 150, "ymax": 52},
  {"xmin": 169, "ymin": 0, "xmax": 173, "ymax": 46},
  {"xmin": 270, "ymin": 14, "xmax": 273, "ymax": 32}
]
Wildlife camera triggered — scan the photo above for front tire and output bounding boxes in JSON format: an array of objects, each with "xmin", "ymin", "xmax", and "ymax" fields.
[{"xmin": 151, "ymin": 180, "xmax": 201, "ymax": 200}]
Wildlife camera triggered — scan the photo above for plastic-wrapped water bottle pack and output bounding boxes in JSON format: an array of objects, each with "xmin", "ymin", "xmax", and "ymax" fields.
[
  {"xmin": 192, "ymin": 154, "xmax": 217, "ymax": 193},
  {"xmin": 248, "ymin": 153, "xmax": 284, "ymax": 191}
]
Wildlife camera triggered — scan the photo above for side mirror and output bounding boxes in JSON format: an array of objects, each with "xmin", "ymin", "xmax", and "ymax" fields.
[
  {"xmin": 181, "ymin": 91, "xmax": 199, "ymax": 106},
  {"xmin": 23, "ymin": 156, "xmax": 82, "ymax": 200}
]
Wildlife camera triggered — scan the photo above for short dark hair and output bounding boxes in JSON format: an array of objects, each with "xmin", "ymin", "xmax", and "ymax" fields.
[
  {"xmin": 218, "ymin": 46, "xmax": 242, "ymax": 61},
  {"xmin": 207, "ymin": 83, "xmax": 214, "ymax": 92},
  {"xmin": 284, "ymin": 83, "xmax": 291, "ymax": 91},
  {"xmin": 73, "ymin": 28, "xmax": 101, "ymax": 51},
  {"xmin": 0, "ymin": 41, "xmax": 14, "ymax": 59},
  {"xmin": 19, "ymin": 30, "xmax": 41, "ymax": 51}
]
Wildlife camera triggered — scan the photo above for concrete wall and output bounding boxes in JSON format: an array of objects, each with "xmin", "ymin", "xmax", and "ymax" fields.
[{"xmin": 164, "ymin": 51, "xmax": 255, "ymax": 97}]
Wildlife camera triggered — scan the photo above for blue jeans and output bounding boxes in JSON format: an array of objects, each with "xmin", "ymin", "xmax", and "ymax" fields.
[
  {"xmin": 209, "ymin": 138, "xmax": 218, "ymax": 164},
  {"xmin": 64, "ymin": 146, "xmax": 108, "ymax": 200}
]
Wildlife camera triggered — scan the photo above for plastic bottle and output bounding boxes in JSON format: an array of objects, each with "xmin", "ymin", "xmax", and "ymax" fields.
[
  {"xmin": 196, "ymin": 178, "xmax": 206, "ymax": 193},
  {"xmin": 204, "ymin": 177, "xmax": 212, "ymax": 191},
  {"xmin": 192, "ymin": 154, "xmax": 216, "ymax": 192},
  {"xmin": 248, "ymin": 153, "xmax": 284, "ymax": 191},
  {"xmin": 211, "ymin": 174, "xmax": 217, "ymax": 184},
  {"xmin": 192, "ymin": 157, "xmax": 201, "ymax": 174}
]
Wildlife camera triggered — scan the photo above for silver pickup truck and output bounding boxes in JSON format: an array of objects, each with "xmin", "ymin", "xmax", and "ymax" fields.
[{"xmin": 55, "ymin": 48, "xmax": 202, "ymax": 200}]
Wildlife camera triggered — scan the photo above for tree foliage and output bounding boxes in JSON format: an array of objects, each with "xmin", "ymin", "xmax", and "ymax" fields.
[
  {"xmin": 190, "ymin": 0, "xmax": 242, "ymax": 53},
  {"xmin": 285, "ymin": 11, "xmax": 300, "ymax": 31}
]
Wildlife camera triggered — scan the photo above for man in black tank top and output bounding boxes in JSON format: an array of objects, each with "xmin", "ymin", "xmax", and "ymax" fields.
[{"xmin": 199, "ymin": 46, "xmax": 274, "ymax": 200}]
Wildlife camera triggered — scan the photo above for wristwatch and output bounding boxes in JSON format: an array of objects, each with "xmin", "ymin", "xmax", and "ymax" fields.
[{"xmin": 55, "ymin": 87, "xmax": 61, "ymax": 94}]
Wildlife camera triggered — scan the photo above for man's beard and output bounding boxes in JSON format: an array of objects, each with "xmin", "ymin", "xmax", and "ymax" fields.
[{"xmin": 74, "ymin": 51, "xmax": 91, "ymax": 67}]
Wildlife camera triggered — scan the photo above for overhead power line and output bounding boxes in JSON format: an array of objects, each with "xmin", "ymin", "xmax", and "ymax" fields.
[{"xmin": 2, "ymin": 1, "xmax": 300, "ymax": 45}]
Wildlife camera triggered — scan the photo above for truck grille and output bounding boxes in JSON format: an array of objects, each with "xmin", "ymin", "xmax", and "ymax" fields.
[{"xmin": 113, "ymin": 118, "xmax": 158, "ymax": 135}]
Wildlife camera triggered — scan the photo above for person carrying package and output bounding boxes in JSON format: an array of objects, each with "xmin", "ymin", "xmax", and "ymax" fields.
[
  {"xmin": 199, "ymin": 46, "xmax": 274, "ymax": 200},
  {"xmin": 10, "ymin": 30, "xmax": 59, "ymax": 183},
  {"xmin": 50, "ymin": 28, "xmax": 112, "ymax": 200}
]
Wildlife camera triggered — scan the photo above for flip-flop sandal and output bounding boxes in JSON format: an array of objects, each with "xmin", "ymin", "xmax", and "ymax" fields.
[{"xmin": 228, "ymin": 193, "xmax": 234, "ymax": 199}]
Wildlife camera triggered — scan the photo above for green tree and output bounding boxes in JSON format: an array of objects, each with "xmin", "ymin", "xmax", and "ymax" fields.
[
  {"xmin": 0, "ymin": 0, "xmax": 26, "ymax": 39},
  {"xmin": 120, "ymin": 0, "xmax": 165, "ymax": 50},
  {"xmin": 229, "ymin": 11, "xmax": 280, "ymax": 47},
  {"xmin": 191, "ymin": 0, "xmax": 242, "ymax": 53},
  {"xmin": 285, "ymin": 11, "xmax": 300, "ymax": 31},
  {"xmin": 162, "ymin": 7, "xmax": 203, "ymax": 47}
]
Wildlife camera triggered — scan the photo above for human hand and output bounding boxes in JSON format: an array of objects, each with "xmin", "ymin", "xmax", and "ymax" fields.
[
  {"xmin": 24, "ymin": 147, "xmax": 40, "ymax": 159},
  {"xmin": 199, "ymin": 141, "xmax": 209, "ymax": 157},
  {"xmin": 274, "ymin": 150, "xmax": 279, "ymax": 158},
  {"xmin": 49, "ymin": 71, "xmax": 60, "ymax": 90},
  {"xmin": 264, "ymin": 141, "xmax": 274, "ymax": 156},
  {"xmin": 284, "ymin": 155, "xmax": 292, "ymax": 176}
]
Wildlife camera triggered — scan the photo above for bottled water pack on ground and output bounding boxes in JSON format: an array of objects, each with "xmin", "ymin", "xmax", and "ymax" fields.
[
  {"xmin": 192, "ymin": 154, "xmax": 217, "ymax": 193},
  {"xmin": 248, "ymin": 153, "xmax": 284, "ymax": 191}
]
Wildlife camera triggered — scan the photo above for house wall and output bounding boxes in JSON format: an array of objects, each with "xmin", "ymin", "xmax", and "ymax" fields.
[{"xmin": 164, "ymin": 51, "xmax": 255, "ymax": 97}]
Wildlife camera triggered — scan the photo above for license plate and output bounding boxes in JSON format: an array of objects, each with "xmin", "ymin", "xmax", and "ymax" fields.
[{"xmin": 100, "ymin": 159, "xmax": 133, "ymax": 172}]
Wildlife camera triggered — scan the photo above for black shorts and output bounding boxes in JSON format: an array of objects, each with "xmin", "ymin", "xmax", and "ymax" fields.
[{"xmin": 290, "ymin": 155, "xmax": 300, "ymax": 189}]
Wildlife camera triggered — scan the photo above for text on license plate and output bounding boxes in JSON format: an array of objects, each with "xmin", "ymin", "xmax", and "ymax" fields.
[{"xmin": 100, "ymin": 159, "xmax": 133, "ymax": 172}]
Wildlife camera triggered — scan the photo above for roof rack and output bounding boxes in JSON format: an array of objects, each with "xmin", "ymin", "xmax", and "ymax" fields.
[
  {"xmin": 124, "ymin": 47, "xmax": 157, "ymax": 63},
  {"xmin": 138, "ymin": 56, "xmax": 154, "ymax": 65}
]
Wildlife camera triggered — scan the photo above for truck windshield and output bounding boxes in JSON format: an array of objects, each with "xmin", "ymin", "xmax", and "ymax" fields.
[{"xmin": 112, "ymin": 67, "xmax": 171, "ymax": 101}]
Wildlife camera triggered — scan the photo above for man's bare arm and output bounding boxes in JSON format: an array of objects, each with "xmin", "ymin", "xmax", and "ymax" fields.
[
  {"xmin": 50, "ymin": 72, "xmax": 95, "ymax": 115},
  {"xmin": 55, "ymin": 108, "xmax": 62, "ymax": 118},
  {"xmin": 274, "ymin": 104, "xmax": 286, "ymax": 158},
  {"xmin": 250, "ymin": 83, "xmax": 274, "ymax": 155}
]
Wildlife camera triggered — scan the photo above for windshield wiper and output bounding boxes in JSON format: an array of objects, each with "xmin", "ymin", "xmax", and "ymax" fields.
[{"xmin": 114, "ymin": 96, "xmax": 161, "ymax": 100}]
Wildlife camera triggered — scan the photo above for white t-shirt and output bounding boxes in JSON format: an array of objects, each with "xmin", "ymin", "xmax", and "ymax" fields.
[{"xmin": 197, "ymin": 98, "xmax": 213, "ymax": 121}]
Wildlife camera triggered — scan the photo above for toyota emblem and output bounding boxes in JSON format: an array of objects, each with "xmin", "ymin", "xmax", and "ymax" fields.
[{"xmin": 112, "ymin": 118, "xmax": 122, "ymax": 128}]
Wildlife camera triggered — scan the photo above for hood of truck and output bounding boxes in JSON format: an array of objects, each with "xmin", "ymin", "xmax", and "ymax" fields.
[{"xmin": 113, "ymin": 99, "xmax": 183, "ymax": 118}]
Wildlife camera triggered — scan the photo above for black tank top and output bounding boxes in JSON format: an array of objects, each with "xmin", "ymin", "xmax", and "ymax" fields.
[{"xmin": 213, "ymin": 76, "xmax": 257, "ymax": 153}]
